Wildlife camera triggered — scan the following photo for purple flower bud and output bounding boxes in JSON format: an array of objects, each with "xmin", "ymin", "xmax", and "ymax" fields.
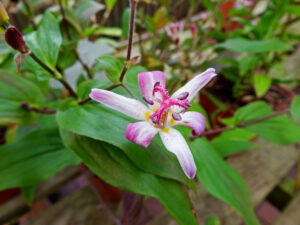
[
  {"xmin": 172, "ymin": 112, "xmax": 182, "ymax": 121},
  {"xmin": 5, "ymin": 27, "xmax": 29, "ymax": 54},
  {"xmin": 177, "ymin": 92, "xmax": 189, "ymax": 100},
  {"xmin": 143, "ymin": 96, "xmax": 154, "ymax": 105}
]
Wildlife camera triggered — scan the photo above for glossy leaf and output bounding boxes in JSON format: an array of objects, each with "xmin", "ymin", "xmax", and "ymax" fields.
[
  {"xmin": 97, "ymin": 55, "xmax": 123, "ymax": 83},
  {"xmin": 0, "ymin": 70, "xmax": 44, "ymax": 125},
  {"xmin": 189, "ymin": 138, "xmax": 260, "ymax": 225},
  {"xmin": 60, "ymin": 129, "xmax": 197, "ymax": 225},
  {"xmin": 56, "ymin": 98, "xmax": 189, "ymax": 183},
  {"xmin": 25, "ymin": 12, "xmax": 62, "ymax": 69},
  {"xmin": 254, "ymin": 74, "xmax": 271, "ymax": 97},
  {"xmin": 217, "ymin": 38, "xmax": 291, "ymax": 53},
  {"xmin": 0, "ymin": 129, "xmax": 80, "ymax": 190},
  {"xmin": 291, "ymin": 95, "xmax": 300, "ymax": 121}
]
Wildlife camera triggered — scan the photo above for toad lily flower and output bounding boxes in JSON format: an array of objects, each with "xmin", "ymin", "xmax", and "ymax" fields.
[
  {"xmin": 90, "ymin": 68, "xmax": 217, "ymax": 179},
  {"xmin": 165, "ymin": 22, "xmax": 185, "ymax": 44}
]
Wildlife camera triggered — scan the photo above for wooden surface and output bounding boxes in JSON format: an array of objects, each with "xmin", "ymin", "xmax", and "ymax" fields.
[
  {"xmin": 23, "ymin": 187, "xmax": 114, "ymax": 225},
  {"xmin": 0, "ymin": 166, "xmax": 81, "ymax": 224},
  {"xmin": 273, "ymin": 191, "xmax": 300, "ymax": 225},
  {"xmin": 150, "ymin": 139, "xmax": 299, "ymax": 225}
]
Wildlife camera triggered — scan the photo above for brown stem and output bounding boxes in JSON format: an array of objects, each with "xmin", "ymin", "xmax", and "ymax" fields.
[
  {"xmin": 72, "ymin": 48, "xmax": 93, "ymax": 79},
  {"xmin": 119, "ymin": 0, "xmax": 137, "ymax": 82},
  {"xmin": 195, "ymin": 108, "xmax": 290, "ymax": 138},
  {"xmin": 21, "ymin": 102, "xmax": 56, "ymax": 114},
  {"xmin": 29, "ymin": 52, "xmax": 77, "ymax": 97}
]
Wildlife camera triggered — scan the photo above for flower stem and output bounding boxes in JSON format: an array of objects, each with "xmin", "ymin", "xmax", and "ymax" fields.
[
  {"xmin": 29, "ymin": 52, "xmax": 77, "ymax": 98},
  {"xmin": 21, "ymin": 102, "xmax": 56, "ymax": 114},
  {"xmin": 119, "ymin": 0, "xmax": 137, "ymax": 83}
]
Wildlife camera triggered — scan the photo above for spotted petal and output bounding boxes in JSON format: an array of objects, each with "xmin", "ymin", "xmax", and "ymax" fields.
[
  {"xmin": 159, "ymin": 128, "xmax": 197, "ymax": 179},
  {"xmin": 90, "ymin": 88, "xmax": 148, "ymax": 120},
  {"xmin": 172, "ymin": 111, "xmax": 206, "ymax": 137},
  {"xmin": 172, "ymin": 68, "xmax": 217, "ymax": 101},
  {"xmin": 138, "ymin": 71, "xmax": 166, "ymax": 99},
  {"xmin": 125, "ymin": 121, "xmax": 158, "ymax": 147}
]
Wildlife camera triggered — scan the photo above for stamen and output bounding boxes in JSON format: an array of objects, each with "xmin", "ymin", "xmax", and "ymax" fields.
[
  {"xmin": 151, "ymin": 116, "xmax": 158, "ymax": 124},
  {"xmin": 172, "ymin": 112, "xmax": 182, "ymax": 121},
  {"xmin": 186, "ymin": 103, "xmax": 192, "ymax": 107},
  {"xmin": 143, "ymin": 96, "xmax": 154, "ymax": 105},
  {"xmin": 177, "ymin": 92, "xmax": 189, "ymax": 100}
]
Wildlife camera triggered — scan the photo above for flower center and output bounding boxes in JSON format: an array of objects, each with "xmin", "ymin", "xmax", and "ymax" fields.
[{"xmin": 143, "ymin": 82, "xmax": 190, "ymax": 127}]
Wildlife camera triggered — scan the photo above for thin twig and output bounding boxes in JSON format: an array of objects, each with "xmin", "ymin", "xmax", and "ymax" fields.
[
  {"xmin": 29, "ymin": 52, "xmax": 77, "ymax": 97},
  {"xmin": 21, "ymin": 102, "xmax": 56, "ymax": 114},
  {"xmin": 58, "ymin": 0, "xmax": 71, "ymax": 40},
  {"xmin": 192, "ymin": 108, "xmax": 290, "ymax": 139},
  {"xmin": 119, "ymin": 0, "xmax": 137, "ymax": 82},
  {"xmin": 72, "ymin": 48, "xmax": 93, "ymax": 79}
]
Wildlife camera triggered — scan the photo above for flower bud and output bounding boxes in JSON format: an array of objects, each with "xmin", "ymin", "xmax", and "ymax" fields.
[
  {"xmin": 0, "ymin": 2, "xmax": 9, "ymax": 26},
  {"xmin": 5, "ymin": 27, "xmax": 29, "ymax": 53}
]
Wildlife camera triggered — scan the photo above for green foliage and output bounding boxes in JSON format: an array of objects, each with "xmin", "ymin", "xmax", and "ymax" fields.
[
  {"xmin": 205, "ymin": 215, "xmax": 221, "ymax": 225},
  {"xmin": 98, "ymin": 55, "xmax": 123, "ymax": 83},
  {"xmin": 253, "ymin": 74, "xmax": 271, "ymax": 97},
  {"xmin": 189, "ymin": 138, "xmax": 260, "ymax": 225},
  {"xmin": 0, "ymin": 70, "xmax": 44, "ymax": 125},
  {"xmin": 60, "ymin": 130, "xmax": 198, "ymax": 225},
  {"xmin": 25, "ymin": 13, "xmax": 62, "ymax": 70},
  {"xmin": 291, "ymin": 95, "xmax": 300, "ymax": 121},
  {"xmin": 105, "ymin": 0, "xmax": 117, "ymax": 11},
  {"xmin": 234, "ymin": 101, "xmax": 300, "ymax": 145},
  {"xmin": 56, "ymin": 98, "xmax": 189, "ymax": 183},
  {"xmin": 217, "ymin": 38, "xmax": 291, "ymax": 53},
  {"xmin": 0, "ymin": 129, "xmax": 79, "ymax": 190}
]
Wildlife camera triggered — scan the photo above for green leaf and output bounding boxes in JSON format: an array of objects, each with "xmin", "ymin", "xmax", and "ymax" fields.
[
  {"xmin": 56, "ymin": 98, "xmax": 188, "ymax": 183},
  {"xmin": 94, "ymin": 27, "xmax": 122, "ymax": 37},
  {"xmin": 97, "ymin": 55, "xmax": 123, "ymax": 83},
  {"xmin": 244, "ymin": 116, "xmax": 300, "ymax": 145},
  {"xmin": 22, "ymin": 186, "xmax": 36, "ymax": 204},
  {"xmin": 216, "ymin": 38, "xmax": 291, "ymax": 53},
  {"xmin": 60, "ymin": 130, "xmax": 197, "ymax": 225},
  {"xmin": 0, "ymin": 129, "xmax": 80, "ymax": 190},
  {"xmin": 205, "ymin": 215, "xmax": 221, "ymax": 225},
  {"xmin": 254, "ymin": 74, "xmax": 271, "ymax": 97},
  {"xmin": 234, "ymin": 101, "xmax": 273, "ymax": 124},
  {"xmin": 234, "ymin": 101, "xmax": 300, "ymax": 145},
  {"xmin": 121, "ymin": 8, "xmax": 130, "ymax": 39},
  {"xmin": 74, "ymin": 0, "xmax": 105, "ymax": 28},
  {"xmin": 291, "ymin": 95, "xmax": 300, "ymax": 121},
  {"xmin": 239, "ymin": 55, "xmax": 259, "ymax": 76},
  {"xmin": 105, "ymin": 0, "xmax": 117, "ymax": 10},
  {"xmin": 211, "ymin": 139, "xmax": 255, "ymax": 158},
  {"xmin": 189, "ymin": 138, "xmax": 260, "ymax": 225},
  {"xmin": 0, "ymin": 70, "xmax": 45, "ymax": 125},
  {"xmin": 25, "ymin": 12, "xmax": 62, "ymax": 69}
]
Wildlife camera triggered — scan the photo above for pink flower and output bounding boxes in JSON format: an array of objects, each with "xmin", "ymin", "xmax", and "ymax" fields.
[
  {"xmin": 190, "ymin": 23, "xmax": 197, "ymax": 39},
  {"xmin": 90, "ymin": 69, "xmax": 217, "ymax": 179},
  {"xmin": 165, "ymin": 22, "xmax": 185, "ymax": 44}
]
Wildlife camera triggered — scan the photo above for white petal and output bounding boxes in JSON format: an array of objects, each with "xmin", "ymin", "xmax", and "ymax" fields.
[
  {"xmin": 172, "ymin": 111, "xmax": 206, "ymax": 137},
  {"xmin": 125, "ymin": 121, "xmax": 158, "ymax": 147},
  {"xmin": 138, "ymin": 71, "xmax": 166, "ymax": 99},
  {"xmin": 90, "ymin": 88, "xmax": 148, "ymax": 120},
  {"xmin": 172, "ymin": 68, "xmax": 217, "ymax": 101},
  {"xmin": 159, "ymin": 128, "xmax": 197, "ymax": 179}
]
